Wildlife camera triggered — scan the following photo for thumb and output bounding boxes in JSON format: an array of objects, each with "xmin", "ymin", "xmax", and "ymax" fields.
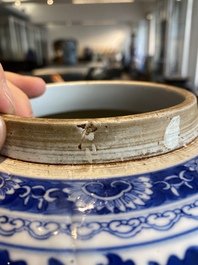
[{"xmin": 0, "ymin": 116, "xmax": 6, "ymax": 150}]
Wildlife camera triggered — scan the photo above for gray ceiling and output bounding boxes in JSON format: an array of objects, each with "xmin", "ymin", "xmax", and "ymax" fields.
[{"xmin": 0, "ymin": 0, "xmax": 156, "ymax": 22}]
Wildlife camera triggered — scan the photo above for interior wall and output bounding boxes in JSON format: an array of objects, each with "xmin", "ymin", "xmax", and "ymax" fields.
[
  {"xmin": 20, "ymin": 2, "xmax": 154, "ymax": 61},
  {"xmin": 47, "ymin": 24, "xmax": 131, "ymax": 60}
]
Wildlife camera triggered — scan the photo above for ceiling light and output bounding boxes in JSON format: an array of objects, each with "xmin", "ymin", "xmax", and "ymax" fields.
[
  {"xmin": 146, "ymin": 13, "xmax": 153, "ymax": 20},
  {"xmin": 14, "ymin": 0, "xmax": 21, "ymax": 6},
  {"xmin": 47, "ymin": 0, "xmax": 54, "ymax": 5}
]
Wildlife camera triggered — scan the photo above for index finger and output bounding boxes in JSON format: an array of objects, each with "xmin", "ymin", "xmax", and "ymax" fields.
[{"xmin": 4, "ymin": 71, "xmax": 46, "ymax": 99}]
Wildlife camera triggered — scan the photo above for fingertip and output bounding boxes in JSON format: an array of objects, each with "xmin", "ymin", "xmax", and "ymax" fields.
[
  {"xmin": 26, "ymin": 76, "xmax": 46, "ymax": 99},
  {"xmin": 36, "ymin": 77, "xmax": 46, "ymax": 94},
  {"xmin": 5, "ymin": 71, "xmax": 46, "ymax": 99}
]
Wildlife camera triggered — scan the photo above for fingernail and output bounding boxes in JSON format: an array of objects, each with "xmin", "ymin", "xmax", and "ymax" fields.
[{"xmin": 0, "ymin": 64, "xmax": 15, "ymax": 114}]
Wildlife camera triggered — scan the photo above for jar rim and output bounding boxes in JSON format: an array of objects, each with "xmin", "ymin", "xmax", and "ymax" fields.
[{"xmin": 1, "ymin": 81, "xmax": 198, "ymax": 165}]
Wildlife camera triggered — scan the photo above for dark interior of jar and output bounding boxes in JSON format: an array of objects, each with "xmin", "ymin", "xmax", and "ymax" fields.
[{"xmin": 41, "ymin": 108, "xmax": 141, "ymax": 119}]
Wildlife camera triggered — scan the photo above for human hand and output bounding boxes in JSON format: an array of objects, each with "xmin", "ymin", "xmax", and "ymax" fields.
[{"xmin": 0, "ymin": 63, "xmax": 46, "ymax": 149}]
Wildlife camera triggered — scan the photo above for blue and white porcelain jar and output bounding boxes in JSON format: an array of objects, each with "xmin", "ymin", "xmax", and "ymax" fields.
[{"xmin": 0, "ymin": 81, "xmax": 198, "ymax": 265}]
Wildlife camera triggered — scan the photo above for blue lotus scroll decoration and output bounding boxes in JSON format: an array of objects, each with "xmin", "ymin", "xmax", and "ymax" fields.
[
  {"xmin": 0, "ymin": 156, "xmax": 197, "ymax": 215},
  {"xmin": 64, "ymin": 177, "xmax": 153, "ymax": 213},
  {"xmin": 154, "ymin": 170, "xmax": 194, "ymax": 197},
  {"xmin": 0, "ymin": 174, "xmax": 22, "ymax": 200}
]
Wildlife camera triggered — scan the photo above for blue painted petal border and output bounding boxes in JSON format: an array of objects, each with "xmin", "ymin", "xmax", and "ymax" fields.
[{"xmin": 0, "ymin": 156, "xmax": 198, "ymax": 215}]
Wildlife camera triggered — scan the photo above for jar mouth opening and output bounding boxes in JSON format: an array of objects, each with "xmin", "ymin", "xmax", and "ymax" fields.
[
  {"xmin": 1, "ymin": 81, "xmax": 198, "ymax": 165},
  {"xmin": 29, "ymin": 81, "xmax": 187, "ymax": 121}
]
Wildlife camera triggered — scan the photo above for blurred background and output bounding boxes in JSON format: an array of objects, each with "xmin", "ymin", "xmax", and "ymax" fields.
[{"xmin": 0, "ymin": 0, "xmax": 197, "ymax": 94}]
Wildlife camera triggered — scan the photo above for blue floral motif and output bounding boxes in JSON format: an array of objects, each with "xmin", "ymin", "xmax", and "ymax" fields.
[
  {"xmin": 0, "ymin": 173, "xmax": 22, "ymax": 200},
  {"xmin": 0, "ymin": 156, "xmax": 197, "ymax": 215},
  {"xmin": 1, "ymin": 246, "xmax": 198, "ymax": 265},
  {"xmin": 0, "ymin": 249, "xmax": 27, "ymax": 265},
  {"xmin": 149, "ymin": 246, "xmax": 198, "ymax": 265},
  {"xmin": 64, "ymin": 177, "xmax": 152, "ymax": 213},
  {"xmin": 154, "ymin": 170, "xmax": 193, "ymax": 197},
  {"xmin": 0, "ymin": 157, "xmax": 197, "ymax": 241},
  {"xmin": 184, "ymin": 158, "xmax": 198, "ymax": 172},
  {"xmin": 48, "ymin": 258, "xmax": 65, "ymax": 265},
  {"xmin": 101, "ymin": 246, "xmax": 198, "ymax": 265},
  {"xmin": 98, "ymin": 253, "xmax": 135, "ymax": 265}
]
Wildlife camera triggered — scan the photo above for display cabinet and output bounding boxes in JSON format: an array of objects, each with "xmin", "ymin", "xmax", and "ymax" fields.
[{"xmin": 0, "ymin": 15, "xmax": 47, "ymax": 69}]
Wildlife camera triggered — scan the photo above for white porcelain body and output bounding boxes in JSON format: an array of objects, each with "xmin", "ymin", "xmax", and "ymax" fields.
[{"xmin": 0, "ymin": 81, "xmax": 198, "ymax": 265}]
